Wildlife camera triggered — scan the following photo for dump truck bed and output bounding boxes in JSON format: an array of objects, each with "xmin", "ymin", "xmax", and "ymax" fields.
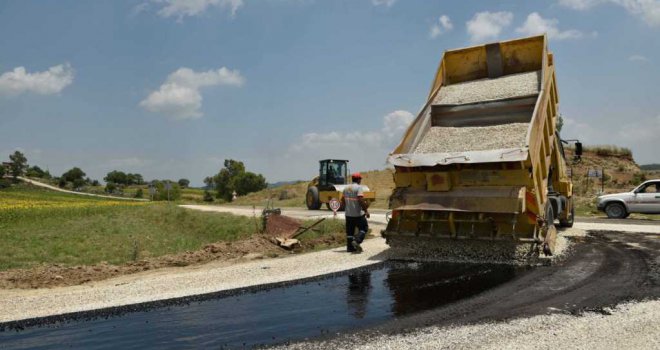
[{"xmin": 384, "ymin": 35, "xmax": 573, "ymax": 262}]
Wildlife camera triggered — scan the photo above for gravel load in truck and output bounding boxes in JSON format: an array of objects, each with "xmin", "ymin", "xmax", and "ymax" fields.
[
  {"xmin": 413, "ymin": 123, "xmax": 529, "ymax": 154},
  {"xmin": 433, "ymin": 70, "xmax": 541, "ymax": 105}
]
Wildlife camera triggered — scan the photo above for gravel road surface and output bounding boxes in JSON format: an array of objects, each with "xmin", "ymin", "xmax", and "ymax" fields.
[
  {"xmin": 277, "ymin": 229, "xmax": 660, "ymax": 349},
  {"xmin": 2, "ymin": 204, "xmax": 658, "ymax": 350}
]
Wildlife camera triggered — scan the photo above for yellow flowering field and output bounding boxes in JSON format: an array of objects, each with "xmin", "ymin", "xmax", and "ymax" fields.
[{"xmin": 0, "ymin": 185, "xmax": 148, "ymax": 221}]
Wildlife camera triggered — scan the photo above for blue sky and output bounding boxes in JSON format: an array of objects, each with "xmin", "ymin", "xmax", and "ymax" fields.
[{"xmin": 1, "ymin": 0, "xmax": 658, "ymax": 185}]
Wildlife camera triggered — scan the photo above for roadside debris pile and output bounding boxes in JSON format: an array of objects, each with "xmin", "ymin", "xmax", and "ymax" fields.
[{"xmin": 263, "ymin": 213, "xmax": 329, "ymax": 250}]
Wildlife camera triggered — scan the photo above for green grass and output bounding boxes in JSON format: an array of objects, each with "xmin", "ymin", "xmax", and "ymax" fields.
[
  {"xmin": 0, "ymin": 185, "xmax": 349, "ymax": 271},
  {"xmin": 0, "ymin": 185, "xmax": 259, "ymax": 270},
  {"xmin": 0, "ymin": 204, "xmax": 259, "ymax": 270}
]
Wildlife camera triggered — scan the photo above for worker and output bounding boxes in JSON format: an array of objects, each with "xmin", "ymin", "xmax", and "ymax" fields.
[{"xmin": 341, "ymin": 172, "xmax": 370, "ymax": 253}]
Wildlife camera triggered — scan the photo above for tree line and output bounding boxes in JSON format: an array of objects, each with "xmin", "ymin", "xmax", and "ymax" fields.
[{"xmin": 2, "ymin": 152, "xmax": 267, "ymax": 202}]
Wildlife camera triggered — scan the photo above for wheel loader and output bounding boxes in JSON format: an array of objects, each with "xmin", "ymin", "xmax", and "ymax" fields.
[
  {"xmin": 383, "ymin": 35, "xmax": 581, "ymax": 263},
  {"xmin": 306, "ymin": 159, "xmax": 376, "ymax": 210}
]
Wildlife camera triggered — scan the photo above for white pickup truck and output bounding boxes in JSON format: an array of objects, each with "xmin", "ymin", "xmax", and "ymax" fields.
[{"xmin": 597, "ymin": 179, "xmax": 660, "ymax": 218}]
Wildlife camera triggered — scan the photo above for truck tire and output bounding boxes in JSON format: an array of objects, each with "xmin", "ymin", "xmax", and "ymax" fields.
[
  {"xmin": 559, "ymin": 204, "xmax": 574, "ymax": 228},
  {"xmin": 545, "ymin": 202, "xmax": 555, "ymax": 225},
  {"xmin": 605, "ymin": 202, "xmax": 626, "ymax": 219},
  {"xmin": 306, "ymin": 186, "xmax": 321, "ymax": 210}
]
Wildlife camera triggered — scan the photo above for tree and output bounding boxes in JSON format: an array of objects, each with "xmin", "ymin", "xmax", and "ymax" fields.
[
  {"xmin": 234, "ymin": 172, "xmax": 267, "ymax": 196},
  {"xmin": 61, "ymin": 167, "xmax": 86, "ymax": 184},
  {"xmin": 104, "ymin": 170, "xmax": 128, "ymax": 185},
  {"xmin": 203, "ymin": 190, "xmax": 214, "ymax": 202},
  {"xmin": 134, "ymin": 188, "xmax": 144, "ymax": 199},
  {"xmin": 127, "ymin": 173, "xmax": 144, "ymax": 185},
  {"xmin": 105, "ymin": 182, "xmax": 117, "ymax": 194},
  {"xmin": 26, "ymin": 165, "xmax": 50, "ymax": 179},
  {"xmin": 203, "ymin": 176, "xmax": 215, "ymax": 189},
  {"xmin": 0, "ymin": 165, "xmax": 6, "ymax": 188},
  {"xmin": 178, "ymin": 178, "xmax": 190, "ymax": 188},
  {"xmin": 105, "ymin": 171, "xmax": 144, "ymax": 185},
  {"xmin": 9, "ymin": 151, "xmax": 28, "ymax": 179},
  {"xmin": 209, "ymin": 159, "xmax": 268, "ymax": 201}
]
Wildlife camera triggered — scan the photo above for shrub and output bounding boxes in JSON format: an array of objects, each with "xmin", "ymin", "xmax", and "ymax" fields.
[
  {"xmin": 632, "ymin": 172, "xmax": 647, "ymax": 185},
  {"xmin": 151, "ymin": 180, "xmax": 181, "ymax": 201},
  {"xmin": 584, "ymin": 145, "xmax": 633, "ymax": 158},
  {"xmin": 203, "ymin": 190, "xmax": 214, "ymax": 202},
  {"xmin": 105, "ymin": 182, "xmax": 117, "ymax": 194},
  {"xmin": 135, "ymin": 188, "xmax": 144, "ymax": 199}
]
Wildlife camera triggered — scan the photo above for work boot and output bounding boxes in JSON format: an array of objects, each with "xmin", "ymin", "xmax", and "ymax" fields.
[{"xmin": 351, "ymin": 240, "xmax": 363, "ymax": 253}]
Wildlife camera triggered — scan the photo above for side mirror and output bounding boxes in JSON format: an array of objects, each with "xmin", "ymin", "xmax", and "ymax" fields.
[{"xmin": 575, "ymin": 142, "xmax": 583, "ymax": 156}]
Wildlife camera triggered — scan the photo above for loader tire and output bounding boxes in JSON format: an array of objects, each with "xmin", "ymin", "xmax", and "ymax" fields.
[{"xmin": 306, "ymin": 186, "xmax": 321, "ymax": 210}]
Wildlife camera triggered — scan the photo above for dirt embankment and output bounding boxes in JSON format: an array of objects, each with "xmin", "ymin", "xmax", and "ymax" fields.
[{"xmin": 0, "ymin": 215, "xmax": 345, "ymax": 289}]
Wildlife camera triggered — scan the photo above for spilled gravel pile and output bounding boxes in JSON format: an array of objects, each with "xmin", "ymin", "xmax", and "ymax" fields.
[
  {"xmin": 434, "ymin": 70, "xmax": 541, "ymax": 105},
  {"xmin": 413, "ymin": 123, "xmax": 529, "ymax": 154}
]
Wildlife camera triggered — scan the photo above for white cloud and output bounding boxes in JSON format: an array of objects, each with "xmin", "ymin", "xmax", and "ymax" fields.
[
  {"xmin": 558, "ymin": 0, "xmax": 605, "ymax": 10},
  {"xmin": 140, "ymin": 67, "xmax": 245, "ymax": 120},
  {"xmin": 147, "ymin": 0, "xmax": 244, "ymax": 20},
  {"xmin": 629, "ymin": 54, "xmax": 650, "ymax": 62},
  {"xmin": 371, "ymin": 0, "xmax": 396, "ymax": 7},
  {"xmin": 466, "ymin": 11, "xmax": 514, "ymax": 43},
  {"xmin": 516, "ymin": 12, "xmax": 587, "ymax": 40},
  {"xmin": 0, "ymin": 63, "xmax": 74, "ymax": 97},
  {"xmin": 287, "ymin": 110, "xmax": 413, "ymax": 173},
  {"xmin": 559, "ymin": 0, "xmax": 660, "ymax": 27},
  {"xmin": 382, "ymin": 110, "xmax": 414, "ymax": 137},
  {"xmin": 429, "ymin": 15, "xmax": 454, "ymax": 39}
]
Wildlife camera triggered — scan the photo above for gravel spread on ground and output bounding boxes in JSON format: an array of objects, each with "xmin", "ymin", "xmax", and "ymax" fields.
[
  {"xmin": 434, "ymin": 71, "xmax": 541, "ymax": 105},
  {"xmin": 280, "ymin": 300, "xmax": 660, "ymax": 349},
  {"xmin": 413, "ymin": 123, "xmax": 529, "ymax": 154}
]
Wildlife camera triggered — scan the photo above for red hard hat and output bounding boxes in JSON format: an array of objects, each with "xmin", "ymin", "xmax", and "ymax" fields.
[{"xmin": 351, "ymin": 172, "xmax": 362, "ymax": 179}]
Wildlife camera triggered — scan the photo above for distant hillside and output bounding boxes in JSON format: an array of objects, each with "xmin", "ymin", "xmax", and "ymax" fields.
[
  {"xmin": 232, "ymin": 146, "xmax": 646, "ymax": 213},
  {"xmin": 232, "ymin": 169, "xmax": 394, "ymax": 209},
  {"xmin": 640, "ymin": 164, "xmax": 660, "ymax": 171},
  {"xmin": 268, "ymin": 181, "xmax": 303, "ymax": 189}
]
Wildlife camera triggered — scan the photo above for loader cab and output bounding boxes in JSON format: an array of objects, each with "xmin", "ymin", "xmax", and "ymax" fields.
[{"xmin": 318, "ymin": 159, "xmax": 348, "ymax": 190}]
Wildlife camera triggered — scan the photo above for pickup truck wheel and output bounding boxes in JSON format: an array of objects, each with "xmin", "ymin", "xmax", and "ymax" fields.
[{"xmin": 605, "ymin": 202, "xmax": 626, "ymax": 219}]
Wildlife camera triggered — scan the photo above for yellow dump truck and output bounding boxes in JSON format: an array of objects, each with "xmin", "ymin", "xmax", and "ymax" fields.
[{"xmin": 383, "ymin": 35, "xmax": 579, "ymax": 261}]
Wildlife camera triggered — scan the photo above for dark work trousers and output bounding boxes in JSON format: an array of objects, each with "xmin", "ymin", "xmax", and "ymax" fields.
[{"xmin": 346, "ymin": 215, "xmax": 368, "ymax": 251}]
